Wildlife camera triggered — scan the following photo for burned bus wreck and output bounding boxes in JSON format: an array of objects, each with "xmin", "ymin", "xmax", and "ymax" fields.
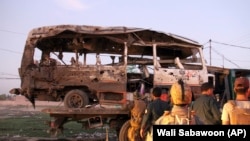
[
  {"xmin": 10, "ymin": 25, "xmax": 208, "ymax": 109},
  {"xmin": 9, "ymin": 25, "xmax": 210, "ymax": 139}
]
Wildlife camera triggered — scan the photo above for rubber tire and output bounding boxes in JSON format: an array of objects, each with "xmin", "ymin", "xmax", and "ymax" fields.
[
  {"xmin": 64, "ymin": 89, "xmax": 89, "ymax": 108},
  {"xmin": 118, "ymin": 120, "xmax": 130, "ymax": 141}
]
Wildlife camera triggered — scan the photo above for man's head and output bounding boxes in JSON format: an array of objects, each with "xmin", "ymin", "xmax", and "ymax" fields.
[
  {"xmin": 170, "ymin": 79, "xmax": 192, "ymax": 105},
  {"xmin": 201, "ymin": 82, "xmax": 214, "ymax": 95},
  {"xmin": 152, "ymin": 87, "xmax": 162, "ymax": 98},
  {"xmin": 234, "ymin": 77, "xmax": 249, "ymax": 94}
]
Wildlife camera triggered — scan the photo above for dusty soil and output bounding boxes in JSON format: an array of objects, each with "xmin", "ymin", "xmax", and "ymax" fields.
[
  {"xmin": 0, "ymin": 96, "xmax": 63, "ymax": 119},
  {"xmin": 0, "ymin": 96, "xmax": 118, "ymax": 141}
]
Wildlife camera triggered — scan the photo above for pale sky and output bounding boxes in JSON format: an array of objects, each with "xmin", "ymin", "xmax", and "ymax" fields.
[{"xmin": 0, "ymin": 0, "xmax": 250, "ymax": 95}]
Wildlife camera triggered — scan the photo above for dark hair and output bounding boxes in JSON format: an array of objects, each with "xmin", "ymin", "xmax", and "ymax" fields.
[
  {"xmin": 178, "ymin": 79, "xmax": 185, "ymax": 101},
  {"xmin": 201, "ymin": 82, "xmax": 214, "ymax": 92},
  {"xmin": 152, "ymin": 87, "xmax": 162, "ymax": 97},
  {"xmin": 235, "ymin": 88, "xmax": 248, "ymax": 95}
]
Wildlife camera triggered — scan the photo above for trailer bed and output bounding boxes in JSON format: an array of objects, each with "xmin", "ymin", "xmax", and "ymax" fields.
[{"xmin": 41, "ymin": 106, "xmax": 129, "ymax": 119}]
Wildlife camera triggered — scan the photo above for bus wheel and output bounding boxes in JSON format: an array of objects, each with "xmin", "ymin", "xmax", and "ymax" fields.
[
  {"xmin": 64, "ymin": 89, "xmax": 89, "ymax": 108},
  {"xmin": 119, "ymin": 120, "xmax": 130, "ymax": 141}
]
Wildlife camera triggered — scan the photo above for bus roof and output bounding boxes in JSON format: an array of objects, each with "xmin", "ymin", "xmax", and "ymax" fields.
[{"xmin": 26, "ymin": 24, "xmax": 202, "ymax": 57}]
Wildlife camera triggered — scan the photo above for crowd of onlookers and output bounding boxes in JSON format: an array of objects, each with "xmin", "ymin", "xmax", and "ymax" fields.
[{"xmin": 133, "ymin": 76, "xmax": 250, "ymax": 141}]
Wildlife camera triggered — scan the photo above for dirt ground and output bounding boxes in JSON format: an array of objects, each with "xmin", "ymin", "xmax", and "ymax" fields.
[
  {"xmin": 0, "ymin": 95, "xmax": 63, "ymax": 118},
  {"xmin": 0, "ymin": 96, "xmax": 118, "ymax": 141}
]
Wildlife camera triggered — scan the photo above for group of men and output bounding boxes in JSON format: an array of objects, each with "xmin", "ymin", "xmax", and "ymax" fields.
[{"xmin": 134, "ymin": 76, "xmax": 250, "ymax": 141}]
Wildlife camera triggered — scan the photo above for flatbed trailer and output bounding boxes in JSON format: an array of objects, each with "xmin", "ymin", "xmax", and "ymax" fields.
[
  {"xmin": 42, "ymin": 107, "xmax": 129, "ymax": 119},
  {"xmin": 41, "ymin": 106, "xmax": 130, "ymax": 137}
]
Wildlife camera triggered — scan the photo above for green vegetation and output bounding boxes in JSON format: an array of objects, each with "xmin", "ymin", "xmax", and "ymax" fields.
[
  {"xmin": 0, "ymin": 94, "xmax": 8, "ymax": 100},
  {"xmin": 0, "ymin": 113, "xmax": 109, "ymax": 138}
]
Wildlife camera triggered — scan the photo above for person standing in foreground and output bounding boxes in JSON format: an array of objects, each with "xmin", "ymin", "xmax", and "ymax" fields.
[
  {"xmin": 191, "ymin": 82, "xmax": 221, "ymax": 125},
  {"xmin": 128, "ymin": 93, "xmax": 147, "ymax": 141},
  {"xmin": 221, "ymin": 77, "xmax": 250, "ymax": 125},
  {"xmin": 140, "ymin": 87, "xmax": 170, "ymax": 140},
  {"xmin": 155, "ymin": 79, "xmax": 197, "ymax": 125}
]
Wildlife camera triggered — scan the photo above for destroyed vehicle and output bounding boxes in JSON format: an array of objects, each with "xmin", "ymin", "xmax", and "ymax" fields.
[{"xmin": 10, "ymin": 25, "xmax": 209, "ymax": 108}]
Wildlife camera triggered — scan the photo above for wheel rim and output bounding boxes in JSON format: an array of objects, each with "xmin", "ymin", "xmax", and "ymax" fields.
[{"xmin": 68, "ymin": 93, "xmax": 84, "ymax": 107}]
